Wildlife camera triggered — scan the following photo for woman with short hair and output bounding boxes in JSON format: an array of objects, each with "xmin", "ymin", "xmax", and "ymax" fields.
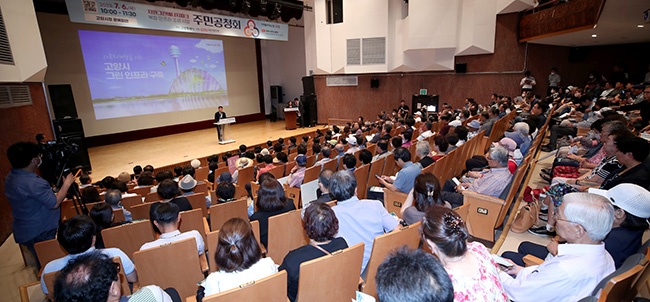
[
  {"xmin": 250, "ymin": 179, "xmax": 296, "ymax": 248},
  {"xmin": 201, "ymin": 218, "xmax": 277, "ymax": 297},
  {"xmin": 279, "ymin": 203, "xmax": 348, "ymax": 301}
]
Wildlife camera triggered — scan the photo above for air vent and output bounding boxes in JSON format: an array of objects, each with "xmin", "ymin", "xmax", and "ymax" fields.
[
  {"xmin": 0, "ymin": 8, "xmax": 15, "ymax": 65},
  {"xmin": 362, "ymin": 37, "xmax": 385, "ymax": 65},
  {"xmin": 0, "ymin": 85, "xmax": 32, "ymax": 108},
  {"xmin": 346, "ymin": 39, "xmax": 361, "ymax": 65},
  {"xmin": 326, "ymin": 76, "xmax": 358, "ymax": 86}
]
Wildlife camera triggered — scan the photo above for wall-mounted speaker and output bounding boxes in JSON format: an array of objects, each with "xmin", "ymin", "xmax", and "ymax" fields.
[
  {"xmin": 48, "ymin": 84, "xmax": 78, "ymax": 119},
  {"xmin": 455, "ymin": 63, "xmax": 467, "ymax": 74}
]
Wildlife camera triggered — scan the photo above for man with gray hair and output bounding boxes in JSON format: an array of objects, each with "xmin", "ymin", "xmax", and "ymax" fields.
[
  {"xmin": 499, "ymin": 192, "xmax": 615, "ymax": 301},
  {"xmin": 330, "ymin": 170, "xmax": 400, "ymax": 274},
  {"xmin": 334, "ymin": 143, "xmax": 346, "ymax": 170},
  {"xmin": 505, "ymin": 122, "xmax": 532, "ymax": 155},
  {"xmin": 440, "ymin": 146, "xmax": 513, "ymax": 207},
  {"xmin": 415, "ymin": 140, "xmax": 435, "ymax": 169},
  {"xmin": 314, "ymin": 146, "xmax": 332, "ymax": 166},
  {"xmin": 104, "ymin": 189, "xmax": 132, "ymax": 222}
]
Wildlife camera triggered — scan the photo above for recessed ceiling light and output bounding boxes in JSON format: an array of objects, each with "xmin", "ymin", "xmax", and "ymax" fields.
[
  {"xmin": 591, "ymin": 34, "xmax": 597, "ymax": 38},
  {"xmin": 638, "ymin": 24, "xmax": 645, "ymax": 28}
]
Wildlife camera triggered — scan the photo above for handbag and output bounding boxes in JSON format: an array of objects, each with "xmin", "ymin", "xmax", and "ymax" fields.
[{"xmin": 511, "ymin": 200, "xmax": 539, "ymax": 233}]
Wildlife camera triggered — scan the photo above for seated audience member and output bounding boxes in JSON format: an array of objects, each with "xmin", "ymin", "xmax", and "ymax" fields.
[
  {"xmin": 432, "ymin": 135, "xmax": 449, "ymax": 161},
  {"xmin": 600, "ymin": 134, "xmax": 650, "ymax": 190},
  {"xmin": 100, "ymin": 176, "xmax": 116, "ymax": 190},
  {"xmin": 506, "ymin": 122, "xmax": 532, "ymax": 156},
  {"xmin": 150, "ymin": 179, "xmax": 192, "ymax": 232},
  {"xmin": 200, "ymin": 218, "xmax": 277, "ymax": 297},
  {"xmin": 401, "ymin": 131, "xmax": 413, "ymax": 148},
  {"xmin": 440, "ymin": 146, "xmax": 513, "ymax": 208},
  {"xmin": 112, "ymin": 180, "xmax": 137, "ymax": 198},
  {"xmin": 416, "ymin": 122, "xmax": 434, "ymax": 141},
  {"xmin": 400, "ymin": 173, "xmax": 449, "ymax": 225},
  {"xmin": 178, "ymin": 174, "xmax": 209, "ymax": 207},
  {"xmin": 480, "ymin": 107, "xmax": 500, "ymax": 136},
  {"xmin": 505, "ymin": 183, "xmax": 650, "ymax": 269},
  {"xmin": 330, "ymin": 170, "xmax": 399, "ymax": 273},
  {"xmin": 140, "ymin": 203, "xmax": 204, "ymax": 255},
  {"xmin": 116, "ymin": 171, "xmax": 132, "ymax": 184},
  {"xmin": 152, "ymin": 170, "xmax": 174, "ymax": 193},
  {"xmin": 375, "ymin": 248, "xmax": 454, "ymax": 302},
  {"xmin": 90, "ymin": 203, "xmax": 121, "ymax": 249},
  {"xmin": 132, "ymin": 165, "xmax": 143, "ymax": 180},
  {"xmin": 422, "ymin": 206, "xmax": 508, "ymax": 301},
  {"xmin": 377, "ymin": 147, "xmax": 421, "ymax": 193},
  {"xmin": 41, "ymin": 215, "xmax": 137, "ymax": 296},
  {"xmin": 143, "ymin": 165, "xmax": 155, "ymax": 174},
  {"xmin": 499, "ymin": 193, "xmax": 615, "ymax": 301},
  {"xmin": 415, "ymin": 140, "xmax": 435, "ymax": 169},
  {"xmin": 345, "ymin": 136, "xmax": 360, "ymax": 154},
  {"xmin": 231, "ymin": 157, "xmax": 254, "ymax": 184},
  {"xmin": 466, "ymin": 119, "xmax": 481, "ymax": 139},
  {"xmin": 315, "ymin": 147, "xmax": 332, "ymax": 166},
  {"xmin": 287, "ymin": 154, "xmax": 307, "ymax": 188},
  {"xmin": 454, "ymin": 126, "xmax": 469, "ymax": 146},
  {"xmin": 358, "ymin": 149, "xmax": 372, "ymax": 165},
  {"xmin": 390, "ymin": 136, "xmax": 402, "ymax": 150},
  {"xmin": 256, "ymin": 155, "xmax": 275, "ymax": 180},
  {"xmin": 341, "ymin": 154, "xmax": 357, "ymax": 172},
  {"xmin": 372, "ymin": 140, "xmax": 391, "ymax": 161},
  {"xmin": 250, "ymin": 179, "xmax": 296, "ymax": 248},
  {"xmin": 215, "ymin": 182, "xmax": 236, "ymax": 204},
  {"xmin": 307, "ymin": 169, "xmax": 335, "ymax": 208},
  {"xmin": 279, "ymin": 203, "xmax": 348, "ymax": 301},
  {"xmin": 81, "ymin": 186, "xmax": 102, "ymax": 204},
  {"xmin": 104, "ymin": 189, "xmax": 132, "ymax": 222},
  {"xmin": 173, "ymin": 166, "xmax": 183, "ymax": 182},
  {"xmin": 79, "ymin": 174, "xmax": 93, "ymax": 189},
  {"xmin": 54, "ymin": 252, "xmax": 179, "ymax": 302},
  {"xmin": 135, "ymin": 172, "xmax": 154, "ymax": 187},
  {"xmin": 206, "ymin": 161, "xmax": 219, "ymax": 183}
]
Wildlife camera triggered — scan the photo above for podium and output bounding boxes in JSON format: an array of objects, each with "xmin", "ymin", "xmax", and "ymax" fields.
[
  {"xmin": 214, "ymin": 117, "xmax": 236, "ymax": 144},
  {"xmin": 284, "ymin": 107, "xmax": 299, "ymax": 130}
]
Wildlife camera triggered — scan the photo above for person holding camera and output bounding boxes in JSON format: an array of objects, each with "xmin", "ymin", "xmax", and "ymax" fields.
[{"xmin": 5, "ymin": 141, "xmax": 75, "ymax": 269}]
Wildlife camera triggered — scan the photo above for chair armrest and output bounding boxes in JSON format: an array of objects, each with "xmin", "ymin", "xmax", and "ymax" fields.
[{"xmin": 523, "ymin": 254, "xmax": 544, "ymax": 266}]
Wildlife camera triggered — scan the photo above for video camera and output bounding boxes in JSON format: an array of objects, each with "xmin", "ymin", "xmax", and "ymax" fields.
[{"xmin": 39, "ymin": 137, "xmax": 81, "ymax": 186}]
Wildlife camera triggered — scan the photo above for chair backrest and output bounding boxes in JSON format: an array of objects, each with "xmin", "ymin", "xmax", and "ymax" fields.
[
  {"xmin": 195, "ymin": 167, "xmax": 209, "ymax": 183},
  {"xmin": 362, "ymin": 222, "xmax": 423, "ymax": 299},
  {"xmin": 237, "ymin": 166, "xmax": 255, "ymax": 185},
  {"xmin": 185, "ymin": 193, "xmax": 208, "ymax": 218},
  {"xmin": 354, "ymin": 164, "xmax": 370, "ymax": 199},
  {"xmin": 589, "ymin": 252, "xmax": 649, "ymax": 302},
  {"xmin": 202, "ymin": 271, "xmax": 287, "ymax": 302},
  {"xmin": 129, "ymin": 186, "xmax": 152, "ymax": 197},
  {"xmin": 34, "ymin": 239, "xmax": 67, "ymax": 270},
  {"xmin": 296, "ymin": 243, "xmax": 365, "ymax": 302},
  {"xmin": 129, "ymin": 202, "xmax": 154, "ymax": 221},
  {"xmin": 303, "ymin": 163, "xmax": 321, "ymax": 184},
  {"xmin": 112, "ymin": 208, "xmax": 126, "ymax": 223},
  {"xmin": 194, "ymin": 182, "xmax": 208, "ymax": 196},
  {"xmin": 322, "ymin": 158, "xmax": 337, "ymax": 172},
  {"xmin": 134, "ymin": 237, "xmax": 204, "ymax": 299},
  {"xmin": 383, "ymin": 153, "xmax": 396, "ymax": 176},
  {"xmin": 43, "ymin": 256, "xmax": 130, "ymax": 297},
  {"xmin": 179, "ymin": 208, "xmax": 208, "ymax": 250},
  {"xmin": 267, "ymin": 210, "xmax": 308, "ymax": 262},
  {"xmin": 209, "ymin": 198, "xmax": 248, "ymax": 231},
  {"xmin": 383, "ymin": 189, "xmax": 408, "ymax": 218},
  {"xmin": 267, "ymin": 164, "xmax": 286, "ymax": 179},
  {"xmin": 206, "ymin": 220, "xmax": 264, "ymax": 273},
  {"xmin": 306, "ymin": 154, "xmax": 317, "ymax": 167},
  {"xmin": 121, "ymin": 195, "xmax": 144, "ymax": 211},
  {"xmin": 101, "ymin": 220, "xmax": 155, "ymax": 258},
  {"xmin": 366, "ymin": 156, "xmax": 386, "ymax": 188},
  {"xmin": 143, "ymin": 191, "xmax": 159, "ymax": 203},
  {"xmin": 285, "ymin": 186, "xmax": 301, "ymax": 209}
]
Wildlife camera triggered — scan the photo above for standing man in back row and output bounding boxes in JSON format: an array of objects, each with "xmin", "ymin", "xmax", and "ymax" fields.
[
  {"xmin": 5, "ymin": 142, "xmax": 75, "ymax": 269},
  {"xmin": 214, "ymin": 106, "xmax": 227, "ymax": 142}
]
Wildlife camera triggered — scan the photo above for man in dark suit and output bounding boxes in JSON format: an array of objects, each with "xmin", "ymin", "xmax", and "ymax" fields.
[{"xmin": 214, "ymin": 106, "xmax": 226, "ymax": 141}]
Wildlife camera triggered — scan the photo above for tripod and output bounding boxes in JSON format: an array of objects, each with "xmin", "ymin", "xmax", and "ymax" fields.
[{"xmin": 55, "ymin": 161, "xmax": 87, "ymax": 218}]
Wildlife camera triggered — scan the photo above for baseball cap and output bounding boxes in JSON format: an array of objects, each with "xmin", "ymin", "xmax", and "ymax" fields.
[
  {"xmin": 178, "ymin": 174, "xmax": 197, "ymax": 190},
  {"xmin": 589, "ymin": 184, "xmax": 650, "ymax": 219},
  {"xmin": 218, "ymin": 172, "xmax": 233, "ymax": 183},
  {"xmin": 346, "ymin": 136, "xmax": 357, "ymax": 146},
  {"xmin": 467, "ymin": 120, "xmax": 481, "ymax": 129},
  {"xmin": 492, "ymin": 137, "xmax": 517, "ymax": 156},
  {"xmin": 260, "ymin": 148, "xmax": 270, "ymax": 156},
  {"xmin": 449, "ymin": 120, "xmax": 462, "ymax": 127},
  {"xmin": 296, "ymin": 154, "xmax": 307, "ymax": 166}
]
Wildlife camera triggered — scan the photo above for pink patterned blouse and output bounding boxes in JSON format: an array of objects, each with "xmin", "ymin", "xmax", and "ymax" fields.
[{"xmin": 445, "ymin": 242, "xmax": 508, "ymax": 302}]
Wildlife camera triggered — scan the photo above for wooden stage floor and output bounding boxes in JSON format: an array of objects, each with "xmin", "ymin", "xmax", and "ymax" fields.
[{"xmin": 88, "ymin": 120, "xmax": 325, "ymax": 179}]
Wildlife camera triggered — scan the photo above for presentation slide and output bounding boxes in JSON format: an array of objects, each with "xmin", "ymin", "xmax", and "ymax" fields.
[{"xmin": 77, "ymin": 30, "xmax": 228, "ymax": 120}]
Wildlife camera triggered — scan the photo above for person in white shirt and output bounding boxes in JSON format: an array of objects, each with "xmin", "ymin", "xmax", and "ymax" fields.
[
  {"xmin": 520, "ymin": 71, "xmax": 536, "ymax": 93},
  {"xmin": 140, "ymin": 202, "xmax": 205, "ymax": 255},
  {"xmin": 416, "ymin": 122, "xmax": 434, "ymax": 142},
  {"xmin": 200, "ymin": 218, "xmax": 277, "ymax": 297},
  {"xmin": 499, "ymin": 192, "xmax": 615, "ymax": 302}
]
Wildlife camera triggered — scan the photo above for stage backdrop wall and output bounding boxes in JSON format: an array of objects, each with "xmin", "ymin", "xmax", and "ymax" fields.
[{"xmin": 37, "ymin": 13, "xmax": 261, "ymax": 138}]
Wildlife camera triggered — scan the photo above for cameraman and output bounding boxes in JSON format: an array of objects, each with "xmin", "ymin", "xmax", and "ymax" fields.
[{"xmin": 5, "ymin": 142, "xmax": 75, "ymax": 269}]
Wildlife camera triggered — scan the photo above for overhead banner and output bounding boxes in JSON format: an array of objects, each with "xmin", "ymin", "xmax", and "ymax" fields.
[{"xmin": 65, "ymin": 0, "xmax": 289, "ymax": 41}]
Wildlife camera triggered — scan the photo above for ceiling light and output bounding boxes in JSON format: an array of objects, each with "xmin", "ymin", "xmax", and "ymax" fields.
[
  {"xmin": 591, "ymin": 34, "xmax": 597, "ymax": 38},
  {"xmin": 638, "ymin": 25, "xmax": 645, "ymax": 28}
]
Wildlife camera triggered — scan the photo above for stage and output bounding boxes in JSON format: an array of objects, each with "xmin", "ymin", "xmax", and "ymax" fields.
[{"xmin": 87, "ymin": 120, "xmax": 324, "ymax": 179}]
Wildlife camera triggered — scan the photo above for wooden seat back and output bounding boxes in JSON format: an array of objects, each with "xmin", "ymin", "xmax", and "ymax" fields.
[
  {"xmin": 133, "ymin": 237, "xmax": 204, "ymax": 300},
  {"xmin": 193, "ymin": 182, "xmax": 208, "ymax": 196},
  {"xmin": 143, "ymin": 191, "xmax": 159, "ymax": 203},
  {"xmin": 185, "ymin": 193, "xmax": 208, "ymax": 217},
  {"xmin": 362, "ymin": 222, "xmax": 423, "ymax": 299},
  {"xmin": 195, "ymin": 167, "xmax": 209, "ymax": 184},
  {"xmin": 285, "ymin": 186, "xmax": 301, "ymax": 209},
  {"xmin": 383, "ymin": 189, "xmax": 408, "ymax": 218},
  {"xmin": 179, "ymin": 208, "xmax": 209, "ymax": 250},
  {"xmin": 129, "ymin": 202, "xmax": 154, "ymax": 221},
  {"xmin": 43, "ymin": 256, "xmax": 130, "ymax": 297},
  {"xmin": 101, "ymin": 220, "xmax": 155, "ymax": 258},
  {"xmin": 267, "ymin": 164, "xmax": 286, "ymax": 179},
  {"xmin": 296, "ymin": 243, "xmax": 364, "ymax": 302},
  {"xmin": 112, "ymin": 208, "xmax": 126, "ymax": 223},
  {"xmin": 321, "ymin": 158, "xmax": 337, "ymax": 172},
  {"xmin": 354, "ymin": 164, "xmax": 370, "ymax": 199},
  {"xmin": 306, "ymin": 154, "xmax": 317, "ymax": 168},
  {"xmin": 237, "ymin": 166, "xmax": 255, "ymax": 185},
  {"xmin": 366, "ymin": 156, "xmax": 386, "ymax": 188},
  {"xmin": 129, "ymin": 186, "xmax": 152, "ymax": 197},
  {"xmin": 121, "ymin": 195, "xmax": 143, "ymax": 211},
  {"xmin": 34, "ymin": 239, "xmax": 67, "ymax": 270},
  {"xmin": 267, "ymin": 210, "xmax": 308, "ymax": 262},
  {"xmin": 383, "ymin": 153, "xmax": 396, "ymax": 176},
  {"xmin": 303, "ymin": 164, "xmax": 321, "ymax": 184},
  {"xmin": 209, "ymin": 198, "xmax": 248, "ymax": 231},
  {"xmin": 202, "ymin": 271, "xmax": 287, "ymax": 302}
]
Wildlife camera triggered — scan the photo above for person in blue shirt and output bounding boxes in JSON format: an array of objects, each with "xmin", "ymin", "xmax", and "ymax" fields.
[
  {"xmin": 377, "ymin": 147, "xmax": 421, "ymax": 193},
  {"xmin": 4, "ymin": 142, "xmax": 75, "ymax": 269}
]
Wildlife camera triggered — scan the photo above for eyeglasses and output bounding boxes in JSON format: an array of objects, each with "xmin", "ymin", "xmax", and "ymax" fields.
[{"xmin": 553, "ymin": 209, "xmax": 581, "ymax": 226}]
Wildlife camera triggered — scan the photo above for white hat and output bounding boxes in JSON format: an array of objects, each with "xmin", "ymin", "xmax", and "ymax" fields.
[
  {"xmin": 178, "ymin": 174, "xmax": 197, "ymax": 190},
  {"xmin": 449, "ymin": 120, "xmax": 462, "ymax": 127},
  {"xmin": 190, "ymin": 159, "xmax": 201, "ymax": 169},
  {"xmin": 414, "ymin": 111, "xmax": 422, "ymax": 116},
  {"xmin": 260, "ymin": 148, "xmax": 270, "ymax": 156},
  {"xmin": 346, "ymin": 136, "xmax": 357, "ymax": 146},
  {"xmin": 467, "ymin": 120, "xmax": 481, "ymax": 129},
  {"xmin": 590, "ymin": 184, "xmax": 650, "ymax": 219}
]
